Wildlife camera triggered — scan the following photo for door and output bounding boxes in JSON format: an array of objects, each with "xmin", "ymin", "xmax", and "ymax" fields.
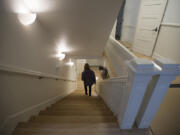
[{"xmin": 133, "ymin": 0, "xmax": 168, "ymax": 56}]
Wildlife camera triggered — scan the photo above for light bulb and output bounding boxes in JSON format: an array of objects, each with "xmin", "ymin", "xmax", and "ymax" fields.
[
  {"xmin": 56, "ymin": 52, "xmax": 66, "ymax": 61},
  {"xmin": 67, "ymin": 59, "xmax": 74, "ymax": 66},
  {"xmin": 18, "ymin": 13, "xmax": 36, "ymax": 26}
]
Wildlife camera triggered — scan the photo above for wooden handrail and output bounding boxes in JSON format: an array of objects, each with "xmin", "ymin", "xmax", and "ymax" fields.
[{"xmin": 0, "ymin": 64, "xmax": 76, "ymax": 82}]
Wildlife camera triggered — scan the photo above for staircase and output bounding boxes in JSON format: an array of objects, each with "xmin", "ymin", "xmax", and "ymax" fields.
[
  {"xmin": 13, "ymin": 89, "xmax": 119, "ymax": 134},
  {"xmin": 12, "ymin": 69, "xmax": 151, "ymax": 135}
]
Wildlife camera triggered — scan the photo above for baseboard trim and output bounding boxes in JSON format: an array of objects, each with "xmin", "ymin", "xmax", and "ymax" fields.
[
  {"xmin": 152, "ymin": 52, "xmax": 165, "ymax": 60},
  {"xmin": 0, "ymin": 88, "xmax": 75, "ymax": 135}
]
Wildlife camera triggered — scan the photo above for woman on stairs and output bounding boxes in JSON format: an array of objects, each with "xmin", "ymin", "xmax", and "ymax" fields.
[{"xmin": 81, "ymin": 63, "xmax": 96, "ymax": 96}]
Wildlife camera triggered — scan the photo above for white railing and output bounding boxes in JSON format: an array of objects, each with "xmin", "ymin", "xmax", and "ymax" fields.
[
  {"xmin": 0, "ymin": 64, "xmax": 76, "ymax": 82},
  {"xmin": 104, "ymin": 36, "xmax": 136, "ymax": 76},
  {"xmin": 96, "ymin": 76, "xmax": 128, "ymax": 116}
]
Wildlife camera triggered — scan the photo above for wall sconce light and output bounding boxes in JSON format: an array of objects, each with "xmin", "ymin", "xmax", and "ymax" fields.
[
  {"xmin": 67, "ymin": 59, "xmax": 74, "ymax": 66},
  {"xmin": 56, "ymin": 52, "xmax": 66, "ymax": 61},
  {"xmin": 18, "ymin": 12, "xmax": 36, "ymax": 26}
]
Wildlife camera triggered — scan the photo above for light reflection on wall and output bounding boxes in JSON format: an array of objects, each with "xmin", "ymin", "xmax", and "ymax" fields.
[{"xmin": 8, "ymin": 0, "xmax": 55, "ymax": 13}]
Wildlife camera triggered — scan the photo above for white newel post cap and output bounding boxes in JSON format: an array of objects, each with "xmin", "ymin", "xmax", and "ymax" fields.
[
  {"xmin": 126, "ymin": 58, "xmax": 155, "ymax": 75},
  {"xmin": 154, "ymin": 57, "xmax": 180, "ymax": 75}
]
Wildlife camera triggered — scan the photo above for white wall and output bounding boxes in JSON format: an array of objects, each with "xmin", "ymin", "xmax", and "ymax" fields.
[
  {"xmin": 86, "ymin": 58, "xmax": 104, "ymax": 66},
  {"xmin": 110, "ymin": 20, "xmax": 117, "ymax": 38},
  {"xmin": 0, "ymin": 12, "xmax": 57, "ymax": 75},
  {"xmin": 153, "ymin": 0, "xmax": 180, "ymax": 63},
  {"xmin": 121, "ymin": 0, "xmax": 141, "ymax": 44},
  {"xmin": 151, "ymin": 87, "xmax": 180, "ymax": 135},
  {"xmin": 0, "ymin": 9, "xmax": 77, "ymax": 135},
  {"xmin": 110, "ymin": 0, "xmax": 141, "ymax": 44},
  {"xmin": 162, "ymin": 0, "xmax": 180, "ymax": 23}
]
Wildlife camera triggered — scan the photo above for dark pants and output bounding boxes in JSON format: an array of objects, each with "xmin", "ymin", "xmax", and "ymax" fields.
[{"xmin": 84, "ymin": 84, "xmax": 92, "ymax": 96}]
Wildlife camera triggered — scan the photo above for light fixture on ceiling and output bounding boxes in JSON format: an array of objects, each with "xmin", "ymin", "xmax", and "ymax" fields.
[
  {"xmin": 67, "ymin": 59, "xmax": 74, "ymax": 66},
  {"xmin": 18, "ymin": 12, "xmax": 36, "ymax": 26},
  {"xmin": 56, "ymin": 52, "xmax": 66, "ymax": 61}
]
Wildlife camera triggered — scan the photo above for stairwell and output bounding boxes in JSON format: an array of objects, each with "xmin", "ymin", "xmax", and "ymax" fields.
[{"xmin": 12, "ymin": 69, "xmax": 151, "ymax": 135}]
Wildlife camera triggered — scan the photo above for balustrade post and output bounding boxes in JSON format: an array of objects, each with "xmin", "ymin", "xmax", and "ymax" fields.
[
  {"xmin": 136, "ymin": 58, "xmax": 180, "ymax": 128},
  {"xmin": 118, "ymin": 58, "xmax": 155, "ymax": 129}
]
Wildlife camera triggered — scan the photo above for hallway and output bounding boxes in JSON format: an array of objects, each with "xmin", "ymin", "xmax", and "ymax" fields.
[{"xmin": 12, "ymin": 71, "xmax": 152, "ymax": 135}]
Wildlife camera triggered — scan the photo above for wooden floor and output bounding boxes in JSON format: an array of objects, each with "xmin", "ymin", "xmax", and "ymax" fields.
[{"xmin": 13, "ymin": 71, "xmax": 152, "ymax": 135}]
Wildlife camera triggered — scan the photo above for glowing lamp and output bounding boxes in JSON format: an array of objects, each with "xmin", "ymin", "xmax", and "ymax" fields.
[
  {"xmin": 18, "ymin": 13, "xmax": 36, "ymax": 26},
  {"xmin": 67, "ymin": 59, "xmax": 74, "ymax": 66},
  {"xmin": 56, "ymin": 52, "xmax": 66, "ymax": 61}
]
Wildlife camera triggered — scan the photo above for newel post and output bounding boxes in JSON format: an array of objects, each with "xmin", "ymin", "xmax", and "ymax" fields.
[
  {"xmin": 136, "ymin": 58, "xmax": 180, "ymax": 128},
  {"xmin": 118, "ymin": 58, "xmax": 155, "ymax": 129}
]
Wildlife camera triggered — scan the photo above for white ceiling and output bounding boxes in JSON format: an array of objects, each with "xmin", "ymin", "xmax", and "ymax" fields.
[{"xmin": 5, "ymin": 0, "xmax": 123, "ymax": 58}]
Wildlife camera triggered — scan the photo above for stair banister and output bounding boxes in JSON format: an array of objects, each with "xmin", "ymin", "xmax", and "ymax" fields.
[
  {"xmin": 136, "ymin": 57, "xmax": 180, "ymax": 128},
  {"xmin": 118, "ymin": 58, "xmax": 155, "ymax": 129}
]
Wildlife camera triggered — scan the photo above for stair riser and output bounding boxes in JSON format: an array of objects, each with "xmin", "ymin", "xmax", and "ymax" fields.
[
  {"xmin": 17, "ymin": 123, "xmax": 118, "ymax": 128},
  {"xmin": 39, "ymin": 111, "xmax": 113, "ymax": 116}
]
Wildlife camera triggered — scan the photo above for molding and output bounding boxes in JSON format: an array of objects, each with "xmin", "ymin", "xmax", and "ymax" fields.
[
  {"xmin": 0, "ymin": 87, "xmax": 76, "ymax": 135},
  {"xmin": 161, "ymin": 22, "xmax": 180, "ymax": 27}
]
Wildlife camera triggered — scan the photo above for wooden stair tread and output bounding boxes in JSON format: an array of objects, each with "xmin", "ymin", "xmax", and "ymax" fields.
[
  {"xmin": 46, "ymin": 107, "xmax": 111, "ymax": 112},
  {"xmin": 17, "ymin": 122, "xmax": 118, "ymax": 128},
  {"xmin": 50, "ymin": 105, "xmax": 109, "ymax": 110},
  {"xmin": 40, "ymin": 110, "xmax": 113, "ymax": 116},
  {"xmin": 29, "ymin": 116, "xmax": 117, "ymax": 123}
]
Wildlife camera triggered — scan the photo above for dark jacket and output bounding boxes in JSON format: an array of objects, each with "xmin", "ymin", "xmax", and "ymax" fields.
[{"xmin": 82, "ymin": 69, "xmax": 96, "ymax": 85}]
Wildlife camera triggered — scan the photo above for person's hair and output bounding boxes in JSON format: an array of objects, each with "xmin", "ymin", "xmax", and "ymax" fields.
[{"xmin": 84, "ymin": 63, "xmax": 90, "ymax": 71}]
